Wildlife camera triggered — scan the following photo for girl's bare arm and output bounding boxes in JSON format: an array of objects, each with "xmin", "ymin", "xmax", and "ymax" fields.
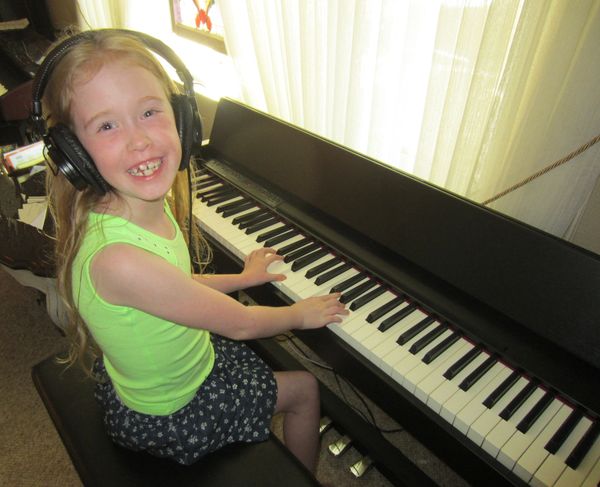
[{"xmin": 90, "ymin": 243, "xmax": 347, "ymax": 340}]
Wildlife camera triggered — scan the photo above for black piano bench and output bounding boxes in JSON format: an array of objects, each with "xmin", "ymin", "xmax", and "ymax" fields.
[{"xmin": 32, "ymin": 354, "xmax": 320, "ymax": 487}]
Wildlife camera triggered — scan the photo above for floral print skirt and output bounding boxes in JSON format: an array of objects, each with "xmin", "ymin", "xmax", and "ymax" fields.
[{"xmin": 93, "ymin": 334, "xmax": 278, "ymax": 465}]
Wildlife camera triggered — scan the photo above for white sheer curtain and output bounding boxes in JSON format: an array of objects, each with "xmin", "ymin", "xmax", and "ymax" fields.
[
  {"xmin": 73, "ymin": 0, "xmax": 600, "ymax": 240},
  {"xmin": 219, "ymin": 0, "xmax": 600, "ymax": 240},
  {"xmin": 75, "ymin": 0, "xmax": 126, "ymax": 28}
]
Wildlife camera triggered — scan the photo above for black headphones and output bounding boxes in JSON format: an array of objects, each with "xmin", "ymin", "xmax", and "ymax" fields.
[{"xmin": 30, "ymin": 29, "xmax": 202, "ymax": 195}]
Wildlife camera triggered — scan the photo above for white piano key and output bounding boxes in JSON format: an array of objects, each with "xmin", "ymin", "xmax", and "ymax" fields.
[
  {"xmin": 294, "ymin": 262, "xmax": 356, "ymax": 300},
  {"xmin": 379, "ymin": 320, "xmax": 440, "ymax": 375},
  {"xmin": 272, "ymin": 234, "xmax": 312, "ymax": 253},
  {"xmin": 581, "ymin": 456, "xmax": 600, "ymax": 487},
  {"xmin": 292, "ymin": 253, "xmax": 337, "ymax": 277},
  {"xmin": 331, "ymin": 292, "xmax": 400, "ymax": 343},
  {"xmin": 195, "ymin": 202, "xmax": 259, "ymax": 245},
  {"xmin": 553, "ymin": 426, "xmax": 600, "ymax": 487},
  {"xmin": 390, "ymin": 329, "xmax": 454, "ymax": 385},
  {"xmin": 238, "ymin": 223, "xmax": 285, "ymax": 253},
  {"xmin": 440, "ymin": 361, "xmax": 505, "ymax": 425},
  {"xmin": 359, "ymin": 303, "xmax": 419, "ymax": 362},
  {"xmin": 370, "ymin": 310, "xmax": 429, "ymax": 369},
  {"xmin": 299, "ymin": 265, "xmax": 359, "ymax": 296},
  {"xmin": 528, "ymin": 415, "xmax": 592, "ymax": 486},
  {"xmin": 328, "ymin": 297, "xmax": 386, "ymax": 338},
  {"xmin": 512, "ymin": 403, "xmax": 573, "ymax": 483},
  {"xmin": 288, "ymin": 254, "xmax": 334, "ymax": 290},
  {"xmin": 409, "ymin": 341, "xmax": 473, "ymax": 402},
  {"xmin": 481, "ymin": 385, "xmax": 546, "ymax": 458},
  {"xmin": 349, "ymin": 296, "xmax": 407, "ymax": 346},
  {"xmin": 466, "ymin": 376, "xmax": 529, "ymax": 447},
  {"xmin": 427, "ymin": 350, "xmax": 491, "ymax": 414},
  {"xmin": 495, "ymin": 396, "xmax": 562, "ymax": 470},
  {"xmin": 452, "ymin": 365, "xmax": 513, "ymax": 435}
]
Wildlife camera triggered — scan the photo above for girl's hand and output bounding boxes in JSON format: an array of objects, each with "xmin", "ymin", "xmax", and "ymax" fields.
[
  {"xmin": 241, "ymin": 247, "xmax": 286, "ymax": 287},
  {"xmin": 292, "ymin": 293, "xmax": 348, "ymax": 329}
]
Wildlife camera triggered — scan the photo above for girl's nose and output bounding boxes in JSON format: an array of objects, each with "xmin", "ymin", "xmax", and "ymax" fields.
[{"xmin": 127, "ymin": 124, "xmax": 151, "ymax": 151}]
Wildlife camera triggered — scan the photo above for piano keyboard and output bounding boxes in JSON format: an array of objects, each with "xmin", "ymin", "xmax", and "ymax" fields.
[{"xmin": 191, "ymin": 166, "xmax": 600, "ymax": 487}]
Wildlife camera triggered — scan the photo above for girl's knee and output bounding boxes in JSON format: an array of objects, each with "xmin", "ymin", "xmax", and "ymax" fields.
[{"xmin": 274, "ymin": 370, "xmax": 320, "ymax": 412}]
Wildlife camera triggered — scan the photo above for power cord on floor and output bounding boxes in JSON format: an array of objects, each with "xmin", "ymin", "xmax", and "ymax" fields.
[{"xmin": 275, "ymin": 333, "xmax": 404, "ymax": 435}]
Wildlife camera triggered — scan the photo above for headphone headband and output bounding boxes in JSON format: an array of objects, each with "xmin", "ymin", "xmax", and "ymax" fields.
[{"xmin": 31, "ymin": 28, "xmax": 201, "ymax": 194}]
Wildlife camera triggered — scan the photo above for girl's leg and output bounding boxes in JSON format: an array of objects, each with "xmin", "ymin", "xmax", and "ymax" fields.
[{"xmin": 273, "ymin": 370, "xmax": 321, "ymax": 473}]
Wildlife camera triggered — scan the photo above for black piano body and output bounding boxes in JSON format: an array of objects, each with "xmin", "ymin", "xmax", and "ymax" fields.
[{"xmin": 193, "ymin": 97, "xmax": 600, "ymax": 486}]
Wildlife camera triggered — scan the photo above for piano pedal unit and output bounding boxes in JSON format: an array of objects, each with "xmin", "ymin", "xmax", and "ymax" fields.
[
  {"xmin": 321, "ymin": 418, "xmax": 377, "ymax": 480},
  {"xmin": 319, "ymin": 416, "xmax": 333, "ymax": 436}
]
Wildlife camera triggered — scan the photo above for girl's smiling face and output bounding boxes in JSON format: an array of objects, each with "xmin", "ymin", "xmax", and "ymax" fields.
[{"xmin": 70, "ymin": 58, "xmax": 182, "ymax": 211}]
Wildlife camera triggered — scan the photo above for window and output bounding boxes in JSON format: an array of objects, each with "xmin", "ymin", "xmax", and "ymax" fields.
[{"xmin": 169, "ymin": 0, "xmax": 226, "ymax": 54}]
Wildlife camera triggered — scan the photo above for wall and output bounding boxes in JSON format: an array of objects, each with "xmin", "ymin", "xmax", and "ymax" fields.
[{"xmin": 570, "ymin": 175, "xmax": 600, "ymax": 255}]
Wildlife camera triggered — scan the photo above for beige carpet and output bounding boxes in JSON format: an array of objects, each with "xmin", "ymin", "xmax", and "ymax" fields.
[{"xmin": 0, "ymin": 270, "xmax": 79, "ymax": 486}]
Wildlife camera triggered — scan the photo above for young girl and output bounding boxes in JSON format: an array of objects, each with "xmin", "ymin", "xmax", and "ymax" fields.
[{"xmin": 42, "ymin": 29, "xmax": 346, "ymax": 472}]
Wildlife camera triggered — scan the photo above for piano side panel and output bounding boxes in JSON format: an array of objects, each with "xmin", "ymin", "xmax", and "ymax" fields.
[{"xmin": 205, "ymin": 98, "xmax": 600, "ymax": 371}]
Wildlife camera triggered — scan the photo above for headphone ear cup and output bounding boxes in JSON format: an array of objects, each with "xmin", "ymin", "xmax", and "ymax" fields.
[
  {"xmin": 172, "ymin": 94, "xmax": 201, "ymax": 171},
  {"xmin": 46, "ymin": 123, "xmax": 110, "ymax": 194}
]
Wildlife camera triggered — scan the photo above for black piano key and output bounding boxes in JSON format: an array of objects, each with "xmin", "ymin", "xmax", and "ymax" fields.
[
  {"xmin": 340, "ymin": 280, "xmax": 377, "ymax": 305},
  {"xmin": 349, "ymin": 286, "xmax": 386, "ymax": 311},
  {"xmin": 443, "ymin": 347, "xmax": 482, "ymax": 380},
  {"xmin": 200, "ymin": 186, "xmax": 232, "ymax": 201},
  {"xmin": 545, "ymin": 408, "xmax": 585, "ymax": 454},
  {"xmin": 291, "ymin": 248, "xmax": 329, "ymax": 272},
  {"xmin": 458, "ymin": 355, "xmax": 498, "ymax": 391},
  {"xmin": 565, "ymin": 420, "xmax": 600, "ymax": 470},
  {"xmin": 232, "ymin": 208, "xmax": 267, "ymax": 225},
  {"xmin": 331, "ymin": 272, "xmax": 366, "ymax": 294},
  {"xmin": 378, "ymin": 303, "xmax": 418, "ymax": 332},
  {"xmin": 408, "ymin": 323, "xmax": 447, "ymax": 354},
  {"xmin": 421, "ymin": 331, "xmax": 461, "ymax": 364},
  {"xmin": 482, "ymin": 370, "xmax": 521, "ymax": 409},
  {"xmin": 195, "ymin": 177, "xmax": 219, "ymax": 190},
  {"xmin": 206, "ymin": 190, "xmax": 239, "ymax": 206},
  {"xmin": 283, "ymin": 242, "xmax": 321, "ymax": 263},
  {"xmin": 305, "ymin": 257, "xmax": 342, "ymax": 279},
  {"xmin": 216, "ymin": 197, "xmax": 250, "ymax": 214},
  {"xmin": 276, "ymin": 237, "xmax": 312, "ymax": 256},
  {"xmin": 239, "ymin": 212, "xmax": 273, "ymax": 230},
  {"xmin": 366, "ymin": 296, "xmax": 405, "ymax": 324},
  {"xmin": 516, "ymin": 389, "xmax": 555, "ymax": 433},
  {"xmin": 195, "ymin": 183, "xmax": 225, "ymax": 197},
  {"xmin": 314, "ymin": 263, "xmax": 352, "ymax": 286},
  {"xmin": 256, "ymin": 225, "xmax": 291, "ymax": 243},
  {"xmin": 214, "ymin": 196, "xmax": 245, "ymax": 212},
  {"xmin": 222, "ymin": 200, "xmax": 257, "ymax": 217},
  {"xmin": 265, "ymin": 229, "xmax": 300, "ymax": 247},
  {"xmin": 498, "ymin": 379, "xmax": 539, "ymax": 421},
  {"xmin": 245, "ymin": 217, "xmax": 279, "ymax": 235},
  {"xmin": 397, "ymin": 316, "xmax": 436, "ymax": 345}
]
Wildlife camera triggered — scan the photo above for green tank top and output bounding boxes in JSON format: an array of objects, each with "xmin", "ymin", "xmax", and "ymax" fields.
[{"xmin": 72, "ymin": 204, "xmax": 214, "ymax": 415}]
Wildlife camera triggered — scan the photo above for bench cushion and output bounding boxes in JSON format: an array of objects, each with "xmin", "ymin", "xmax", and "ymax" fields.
[{"xmin": 32, "ymin": 354, "xmax": 320, "ymax": 487}]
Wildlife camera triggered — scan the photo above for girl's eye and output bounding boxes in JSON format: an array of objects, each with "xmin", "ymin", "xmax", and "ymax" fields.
[
  {"xmin": 143, "ymin": 109, "xmax": 158, "ymax": 118},
  {"xmin": 98, "ymin": 122, "xmax": 114, "ymax": 132}
]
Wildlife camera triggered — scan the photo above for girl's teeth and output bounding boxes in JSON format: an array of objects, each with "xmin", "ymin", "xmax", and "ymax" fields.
[{"xmin": 129, "ymin": 160, "xmax": 161, "ymax": 176}]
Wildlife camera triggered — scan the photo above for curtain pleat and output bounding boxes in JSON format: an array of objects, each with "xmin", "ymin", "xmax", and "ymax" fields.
[{"xmin": 220, "ymin": 0, "xmax": 600, "ymax": 241}]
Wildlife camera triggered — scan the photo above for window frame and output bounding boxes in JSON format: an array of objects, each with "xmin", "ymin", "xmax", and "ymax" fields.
[{"xmin": 169, "ymin": 0, "xmax": 227, "ymax": 54}]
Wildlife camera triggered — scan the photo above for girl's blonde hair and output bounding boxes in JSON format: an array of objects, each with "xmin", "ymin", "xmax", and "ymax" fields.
[{"xmin": 44, "ymin": 30, "xmax": 209, "ymax": 373}]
